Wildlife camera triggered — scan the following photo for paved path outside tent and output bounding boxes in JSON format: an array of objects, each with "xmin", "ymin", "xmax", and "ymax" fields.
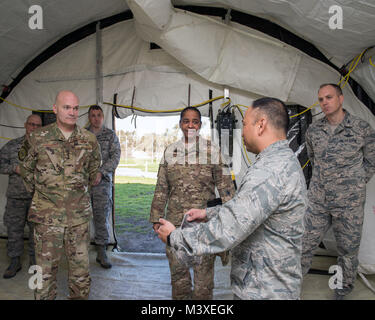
[
  {"xmin": 116, "ymin": 166, "xmax": 157, "ymax": 179},
  {"xmin": 0, "ymin": 239, "xmax": 375, "ymax": 300}
]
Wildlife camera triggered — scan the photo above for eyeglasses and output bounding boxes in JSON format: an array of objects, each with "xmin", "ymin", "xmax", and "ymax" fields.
[{"xmin": 26, "ymin": 122, "xmax": 42, "ymax": 127}]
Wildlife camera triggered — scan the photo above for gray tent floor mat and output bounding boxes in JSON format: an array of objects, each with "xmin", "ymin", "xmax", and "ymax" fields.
[{"xmin": 0, "ymin": 240, "xmax": 374, "ymax": 300}]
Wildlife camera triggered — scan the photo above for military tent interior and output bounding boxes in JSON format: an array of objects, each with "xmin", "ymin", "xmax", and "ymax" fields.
[{"xmin": 0, "ymin": 0, "xmax": 374, "ymax": 300}]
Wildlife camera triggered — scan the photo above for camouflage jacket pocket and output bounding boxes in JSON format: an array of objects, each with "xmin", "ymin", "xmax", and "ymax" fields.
[
  {"xmin": 74, "ymin": 144, "xmax": 92, "ymax": 172},
  {"xmin": 42, "ymin": 143, "xmax": 63, "ymax": 173}
]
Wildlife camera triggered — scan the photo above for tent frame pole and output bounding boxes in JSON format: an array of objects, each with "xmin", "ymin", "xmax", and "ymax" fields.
[
  {"xmin": 95, "ymin": 22, "xmax": 103, "ymax": 106},
  {"xmin": 111, "ymin": 93, "xmax": 119, "ymax": 251}
]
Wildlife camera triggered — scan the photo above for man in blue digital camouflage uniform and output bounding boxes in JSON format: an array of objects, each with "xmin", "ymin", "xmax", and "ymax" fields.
[
  {"xmin": 301, "ymin": 84, "xmax": 375, "ymax": 300},
  {"xmin": 88, "ymin": 105, "xmax": 121, "ymax": 269},
  {"xmin": 1, "ymin": 114, "xmax": 42, "ymax": 279}
]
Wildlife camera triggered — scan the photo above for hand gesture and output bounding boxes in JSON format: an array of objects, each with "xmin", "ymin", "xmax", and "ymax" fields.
[
  {"xmin": 185, "ymin": 208, "xmax": 207, "ymax": 223},
  {"xmin": 157, "ymin": 218, "xmax": 176, "ymax": 243}
]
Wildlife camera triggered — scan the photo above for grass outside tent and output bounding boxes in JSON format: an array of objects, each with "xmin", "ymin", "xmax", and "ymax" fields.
[
  {"xmin": 114, "ymin": 176, "xmax": 156, "ymax": 234},
  {"xmin": 119, "ymin": 158, "xmax": 159, "ymax": 173}
]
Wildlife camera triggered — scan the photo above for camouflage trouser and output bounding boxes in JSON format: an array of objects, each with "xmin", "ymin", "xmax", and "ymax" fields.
[
  {"xmin": 91, "ymin": 179, "xmax": 111, "ymax": 245},
  {"xmin": 33, "ymin": 222, "xmax": 91, "ymax": 300},
  {"xmin": 3, "ymin": 197, "xmax": 34, "ymax": 258},
  {"xmin": 301, "ymin": 200, "xmax": 364, "ymax": 296},
  {"xmin": 166, "ymin": 246, "xmax": 216, "ymax": 300}
]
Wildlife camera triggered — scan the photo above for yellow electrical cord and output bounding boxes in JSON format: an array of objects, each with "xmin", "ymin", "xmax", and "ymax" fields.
[
  {"xmin": 0, "ymin": 95, "xmax": 227, "ymax": 140},
  {"xmin": 237, "ymin": 102, "xmax": 318, "ymax": 119},
  {"xmin": 236, "ymin": 104, "xmax": 248, "ymax": 109},
  {"xmin": 1, "ymin": 44, "xmax": 366, "ymax": 121},
  {"xmin": 338, "ymin": 49, "xmax": 367, "ymax": 89},
  {"xmin": 0, "ymin": 46, "xmax": 370, "ymax": 117},
  {"xmin": 288, "ymin": 49, "xmax": 366, "ymax": 117},
  {"xmin": 302, "ymin": 159, "xmax": 310, "ymax": 170},
  {"xmin": 0, "ymin": 96, "xmax": 53, "ymax": 113},
  {"xmin": 0, "ymin": 93, "xmax": 314, "ymax": 171},
  {"xmin": 290, "ymin": 102, "xmax": 319, "ymax": 119},
  {"xmin": 0, "ymin": 47, "xmax": 370, "ymax": 148},
  {"xmin": 235, "ymin": 48, "xmax": 373, "ymax": 119},
  {"xmin": 0, "ymin": 96, "xmax": 95, "ymax": 113},
  {"xmin": 234, "ymin": 104, "xmax": 245, "ymax": 119},
  {"xmin": 233, "ymin": 104, "xmax": 314, "ymax": 170},
  {"xmin": 339, "ymin": 53, "xmax": 359, "ymax": 88},
  {"xmin": 233, "ymin": 104, "xmax": 252, "ymax": 165},
  {"xmin": 103, "ymin": 95, "xmax": 225, "ymax": 113},
  {"xmin": 220, "ymin": 98, "xmax": 231, "ymax": 109}
]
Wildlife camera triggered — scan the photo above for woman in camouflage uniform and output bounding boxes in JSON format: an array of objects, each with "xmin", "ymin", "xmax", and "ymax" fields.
[{"xmin": 150, "ymin": 107, "xmax": 235, "ymax": 300}]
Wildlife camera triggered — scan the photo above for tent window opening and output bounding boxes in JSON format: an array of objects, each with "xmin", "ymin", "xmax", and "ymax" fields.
[{"xmin": 114, "ymin": 115, "xmax": 211, "ymax": 253}]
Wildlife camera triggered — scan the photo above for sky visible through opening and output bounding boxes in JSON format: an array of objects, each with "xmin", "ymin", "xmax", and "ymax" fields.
[{"xmin": 116, "ymin": 115, "xmax": 211, "ymax": 139}]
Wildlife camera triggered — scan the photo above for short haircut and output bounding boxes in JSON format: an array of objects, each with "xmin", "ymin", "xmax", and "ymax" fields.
[
  {"xmin": 27, "ymin": 114, "xmax": 42, "ymax": 122},
  {"xmin": 319, "ymin": 83, "xmax": 343, "ymax": 96},
  {"xmin": 88, "ymin": 105, "xmax": 104, "ymax": 115},
  {"xmin": 252, "ymin": 97, "xmax": 289, "ymax": 135},
  {"xmin": 179, "ymin": 106, "xmax": 201, "ymax": 123}
]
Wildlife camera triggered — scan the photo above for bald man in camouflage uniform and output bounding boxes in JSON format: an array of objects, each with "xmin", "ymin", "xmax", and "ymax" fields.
[
  {"xmin": 301, "ymin": 84, "xmax": 375, "ymax": 299},
  {"xmin": 1, "ymin": 114, "xmax": 42, "ymax": 279},
  {"xmin": 87, "ymin": 105, "xmax": 121, "ymax": 269},
  {"xmin": 151, "ymin": 107, "xmax": 235, "ymax": 300},
  {"xmin": 157, "ymin": 98, "xmax": 308, "ymax": 300},
  {"xmin": 20, "ymin": 91, "xmax": 101, "ymax": 300}
]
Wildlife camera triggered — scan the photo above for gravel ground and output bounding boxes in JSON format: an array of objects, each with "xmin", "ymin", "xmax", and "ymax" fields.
[{"xmin": 115, "ymin": 216, "xmax": 165, "ymax": 253}]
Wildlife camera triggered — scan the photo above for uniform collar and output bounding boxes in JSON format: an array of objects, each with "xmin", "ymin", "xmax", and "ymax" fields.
[
  {"xmin": 256, "ymin": 139, "xmax": 289, "ymax": 161},
  {"xmin": 318, "ymin": 109, "xmax": 353, "ymax": 133},
  {"xmin": 52, "ymin": 122, "xmax": 79, "ymax": 141},
  {"xmin": 87, "ymin": 125, "xmax": 105, "ymax": 136},
  {"xmin": 341, "ymin": 110, "xmax": 354, "ymax": 128}
]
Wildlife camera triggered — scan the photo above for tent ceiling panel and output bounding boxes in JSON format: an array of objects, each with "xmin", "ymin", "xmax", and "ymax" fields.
[
  {"xmin": 1, "ymin": 1, "xmax": 375, "ymax": 109},
  {"xmin": 101, "ymin": 20, "xmax": 187, "ymax": 78},
  {"xmin": 173, "ymin": 0, "xmax": 375, "ymax": 65},
  {"xmin": 128, "ymin": 3, "xmax": 375, "ymax": 127},
  {"xmin": 0, "ymin": 0, "xmax": 128, "ymax": 86},
  {"xmin": 171, "ymin": 1, "xmax": 375, "ymax": 105},
  {"xmin": 33, "ymin": 37, "xmax": 97, "ymax": 83}
]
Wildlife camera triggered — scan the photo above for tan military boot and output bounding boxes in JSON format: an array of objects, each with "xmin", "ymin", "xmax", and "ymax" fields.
[
  {"xmin": 96, "ymin": 245, "xmax": 112, "ymax": 269},
  {"xmin": 3, "ymin": 257, "xmax": 22, "ymax": 279}
]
